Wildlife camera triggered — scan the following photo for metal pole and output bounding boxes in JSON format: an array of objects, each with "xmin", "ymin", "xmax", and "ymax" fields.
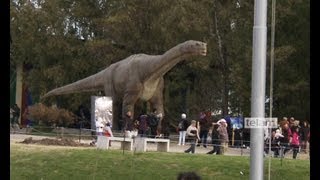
[
  {"xmin": 268, "ymin": 0, "xmax": 276, "ymax": 180},
  {"xmin": 79, "ymin": 120, "xmax": 82, "ymax": 143},
  {"xmin": 250, "ymin": 0, "xmax": 268, "ymax": 180}
]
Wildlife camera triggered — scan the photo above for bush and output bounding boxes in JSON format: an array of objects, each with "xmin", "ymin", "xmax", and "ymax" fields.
[{"xmin": 28, "ymin": 103, "xmax": 76, "ymax": 127}]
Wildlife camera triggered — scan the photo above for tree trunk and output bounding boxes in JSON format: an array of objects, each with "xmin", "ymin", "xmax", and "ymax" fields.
[{"xmin": 213, "ymin": 1, "xmax": 229, "ymax": 116}]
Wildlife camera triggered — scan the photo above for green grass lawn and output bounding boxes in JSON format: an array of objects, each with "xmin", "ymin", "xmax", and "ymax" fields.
[{"xmin": 10, "ymin": 143, "xmax": 310, "ymax": 180}]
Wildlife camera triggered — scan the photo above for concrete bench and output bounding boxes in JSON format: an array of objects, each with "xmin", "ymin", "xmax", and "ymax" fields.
[
  {"xmin": 97, "ymin": 136, "xmax": 133, "ymax": 151},
  {"xmin": 134, "ymin": 137, "xmax": 170, "ymax": 152}
]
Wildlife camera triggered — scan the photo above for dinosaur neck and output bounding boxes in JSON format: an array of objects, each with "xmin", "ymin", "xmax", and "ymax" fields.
[{"xmin": 146, "ymin": 43, "xmax": 191, "ymax": 80}]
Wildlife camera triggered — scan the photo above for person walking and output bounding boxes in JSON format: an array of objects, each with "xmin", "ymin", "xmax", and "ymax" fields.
[
  {"xmin": 184, "ymin": 120, "xmax": 200, "ymax": 154},
  {"xmin": 197, "ymin": 112, "xmax": 210, "ymax": 148},
  {"xmin": 291, "ymin": 126, "xmax": 300, "ymax": 159},
  {"xmin": 177, "ymin": 113, "xmax": 188, "ymax": 146},
  {"xmin": 206, "ymin": 122, "xmax": 220, "ymax": 154}
]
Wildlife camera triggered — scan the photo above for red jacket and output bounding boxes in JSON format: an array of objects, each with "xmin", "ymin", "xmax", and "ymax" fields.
[{"xmin": 291, "ymin": 131, "xmax": 300, "ymax": 146}]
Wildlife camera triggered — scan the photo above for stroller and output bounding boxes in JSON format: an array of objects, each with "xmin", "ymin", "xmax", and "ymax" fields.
[{"xmin": 264, "ymin": 135, "xmax": 282, "ymax": 157}]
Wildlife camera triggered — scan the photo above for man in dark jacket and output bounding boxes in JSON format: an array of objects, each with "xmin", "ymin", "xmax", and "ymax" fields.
[
  {"xmin": 197, "ymin": 112, "xmax": 211, "ymax": 148},
  {"xmin": 207, "ymin": 123, "xmax": 220, "ymax": 154}
]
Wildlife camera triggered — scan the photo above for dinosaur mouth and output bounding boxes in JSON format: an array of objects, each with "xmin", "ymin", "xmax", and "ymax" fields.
[
  {"xmin": 200, "ymin": 44, "xmax": 207, "ymax": 56},
  {"xmin": 201, "ymin": 48, "xmax": 207, "ymax": 56}
]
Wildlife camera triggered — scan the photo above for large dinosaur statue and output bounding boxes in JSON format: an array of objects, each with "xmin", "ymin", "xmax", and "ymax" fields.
[{"xmin": 42, "ymin": 40, "xmax": 207, "ymax": 132}]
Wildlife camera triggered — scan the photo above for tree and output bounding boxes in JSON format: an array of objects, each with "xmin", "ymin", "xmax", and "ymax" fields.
[{"xmin": 10, "ymin": 0, "xmax": 310, "ymax": 129}]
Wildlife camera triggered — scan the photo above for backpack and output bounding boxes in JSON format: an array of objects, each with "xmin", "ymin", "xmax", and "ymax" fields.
[
  {"xmin": 149, "ymin": 115, "xmax": 158, "ymax": 127},
  {"xmin": 178, "ymin": 120, "xmax": 184, "ymax": 130},
  {"xmin": 139, "ymin": 117, "xmax": 148, "ymax": 130}
]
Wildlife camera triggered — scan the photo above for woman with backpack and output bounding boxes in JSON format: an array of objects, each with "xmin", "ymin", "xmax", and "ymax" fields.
[{"xmin": 177, "ymin": 113, "xmax": 188, "ymax": 146}]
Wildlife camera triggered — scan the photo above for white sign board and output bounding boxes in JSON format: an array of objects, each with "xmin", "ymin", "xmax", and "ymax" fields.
[
  {"xmin": 91, "ymin": 96, "xmax": 113, "ymax": 131},
  {"xmin": 244, "ymin": 117, "xmax": 278, "ymax": 128}
]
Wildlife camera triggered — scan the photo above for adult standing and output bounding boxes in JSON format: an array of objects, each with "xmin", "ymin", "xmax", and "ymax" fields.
[
  {"xmin": 138, "ymin": 114, "xmax": 149, "ymax": 137},
  {"xmin": 95, "ymin": 117, "xmax": 104, "ymax": 136},
  {"xmin": 184, "ymin": 120, "xmax": 200, "ymax": 154},
  {"xmin": 280, "ymin": 121, "xmax": 292, "ymax": 157},
  {"xmin": 148, "ymin": 109, "xmax": 160, "ymax": 138},
  {"xmin": 217, "ymin": 119, "xmax": 229, "ymax": 155},
  {"xmin": 177, "ymin": 113, "xmax": 188, "ymax": 146},
  {"xmin": 11, "ymin": 104, "xmax": 20, "ymax": 128},
  {"xmin": 91, "ymin": 117, "xmax": 104, "ymax": 146},
  {"xmin": 289, "ymin": 117, "xmax": 295, "ymax": 129},
  {"xmin": 124, "ymin": 111, "xmax": 135, "ymax": 138},
  {"xmin": 300, "ymin": 120, "xmax": 310, "ymax": 153},
  {"xmin": 197, "ymin": 112, "xmax": 210, "ymax": 148}
]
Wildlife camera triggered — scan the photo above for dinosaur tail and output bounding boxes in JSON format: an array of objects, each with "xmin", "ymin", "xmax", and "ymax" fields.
[{"xmin": 41, "ymin": 71, "xmax": 106, "ymax": 99}]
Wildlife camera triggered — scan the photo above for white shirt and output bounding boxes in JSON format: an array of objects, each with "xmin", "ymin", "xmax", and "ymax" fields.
[{"xmin": 95, "ymin": 120, "xmax": 104, "ymax": 133}]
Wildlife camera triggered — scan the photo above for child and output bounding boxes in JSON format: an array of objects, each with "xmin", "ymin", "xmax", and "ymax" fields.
[
  {"xmin": 104, "ymin": 122, "xmax": 113, "ymax": 146},
  {"xmin": 291, "ymin": 126, "xmax": 300, "ymax": 159}
]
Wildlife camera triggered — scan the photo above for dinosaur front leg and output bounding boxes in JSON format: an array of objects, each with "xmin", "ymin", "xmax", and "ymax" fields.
[
  {"xmin": 112, "ymin": 98, "xmax": 123, "ymax": 131},
  {"xmin": 122, "ymin": 89, "xmax": 141, "ymax": 130},
  {"xmin": 149, "ymin": 78, "xmax": 164, "ymax": 134}
]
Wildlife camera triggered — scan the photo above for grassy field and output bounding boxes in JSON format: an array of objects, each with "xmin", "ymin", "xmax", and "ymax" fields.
[{"xmin": 10, "ymin": 143, "xmax": 310, "ymax": 180}]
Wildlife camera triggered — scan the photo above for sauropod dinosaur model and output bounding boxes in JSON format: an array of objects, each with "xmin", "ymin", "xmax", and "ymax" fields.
[{"xmin": 42, "ymin": 40, "xmax": 207, "ymax": 132}]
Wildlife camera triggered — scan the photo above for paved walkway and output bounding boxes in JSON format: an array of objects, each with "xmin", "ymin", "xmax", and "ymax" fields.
[{"xmin": 10, "ymin": 133, "xmax": 309, "ymax": 160}]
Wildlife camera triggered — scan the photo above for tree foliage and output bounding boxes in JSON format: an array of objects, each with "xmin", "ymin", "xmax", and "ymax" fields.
[{"xmin": 10, "ymin": 0, "xmax": 310, "ymax": 126}]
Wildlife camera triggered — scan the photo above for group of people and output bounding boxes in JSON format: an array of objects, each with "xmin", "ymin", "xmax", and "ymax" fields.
[
  {"xmin": 177, "ymin": 112, "xmax": 229, "ymax": 155},
  {"xmin": 134, "ymin": 109, "xmax": 161, "ymax": 138},
  {"xmin": 264, "ymin": 117, "xmax": 310, "ymax": 159},
  {"xmin": 122, "ymin": 109, "xmax": 162, "ymax": 138},
  {"xmin": 93, "ymin": 110, "xmax": 310, "ymax": 159},
  {"xmin": 92, "ymin": 109, "xmax": 163, "ymax": 146}
]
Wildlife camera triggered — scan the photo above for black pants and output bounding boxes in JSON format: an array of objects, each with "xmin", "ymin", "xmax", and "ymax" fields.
[
  {"xmin": 207, "ymin": 141, "xmax": 220, "ymax": 154},
  {"xmin": 138, "ymin": 129, "xmax": 148, "ymax": 137},
  {"xmin": 150, "ymin": 126, "xmax": 157, "ymax": 138},
  {"xmin": 198, "ymin": 130, "xmax": 208, "ymax": 147},
  {"xmin": 280, "ymin": 142, "xmax": 291, "ymax": 156},
  {"xmin": 273, "ymin": 146, "xmax": 280, "ymax": 157},
  {"xmin": 291, "ymin": 144, "xmax": 300, "ymax": 159},
  {"xmin": 185, "ymin": 138, "xmax": 196, "ymax": 153}
]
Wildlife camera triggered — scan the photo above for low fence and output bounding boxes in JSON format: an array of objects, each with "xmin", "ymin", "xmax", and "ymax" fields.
[{"xmin": 10, "ymin": 125, "xmax": 310, "ymax": 156}]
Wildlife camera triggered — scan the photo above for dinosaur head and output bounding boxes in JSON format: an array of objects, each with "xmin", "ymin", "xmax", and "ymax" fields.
[{"xmin": 180, "ymin": 40, "xmax": 207, "ymax": 56}]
